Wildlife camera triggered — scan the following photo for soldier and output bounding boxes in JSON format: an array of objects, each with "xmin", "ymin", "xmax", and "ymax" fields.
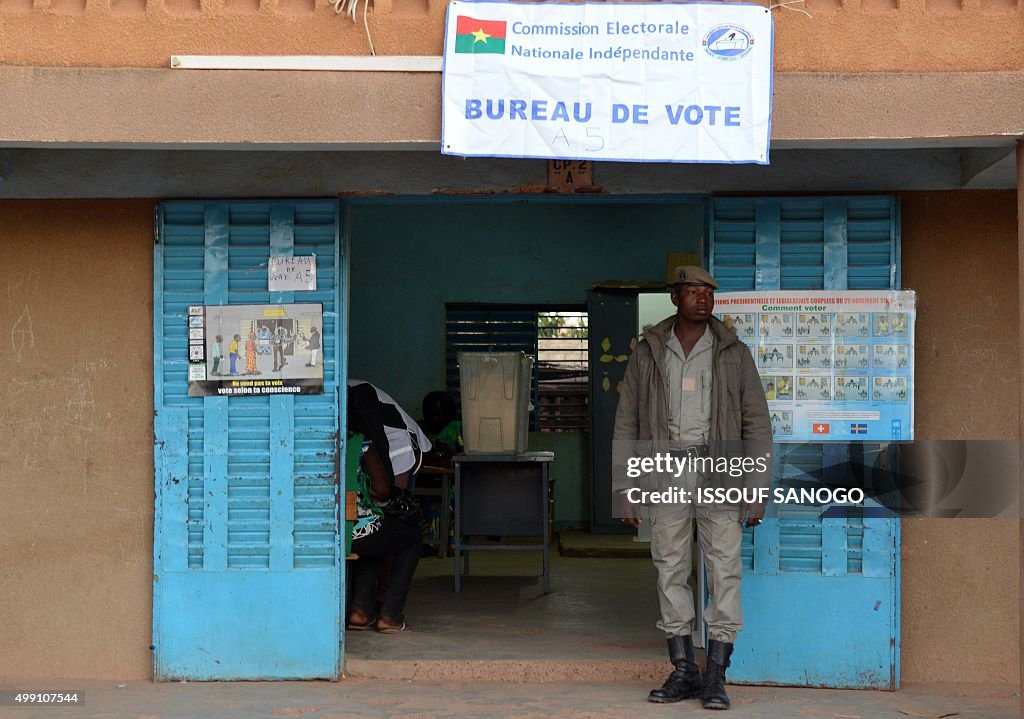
[{"xmin": 613, "ymin": 266, "xmax": 772, "ymax": 711}]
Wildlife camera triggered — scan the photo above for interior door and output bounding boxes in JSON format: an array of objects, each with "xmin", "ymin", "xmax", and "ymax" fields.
[{"xmin": 587, "ymin": 288, "xmax": 638, "ymax": 533}]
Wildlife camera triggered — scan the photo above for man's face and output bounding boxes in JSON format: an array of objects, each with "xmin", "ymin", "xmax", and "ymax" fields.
[
  {"xmin": 423, "ymin": 400, "xmax": 447, "ymax": 434},
  {"xmin": 672, "ymin": 283, "xmax": 715, "ymax": 322}
]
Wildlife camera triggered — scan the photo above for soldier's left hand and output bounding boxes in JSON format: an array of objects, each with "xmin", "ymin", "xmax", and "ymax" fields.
[{"xmin": 740, "ymin": 499, "xmax": 765, "ymax": 528}]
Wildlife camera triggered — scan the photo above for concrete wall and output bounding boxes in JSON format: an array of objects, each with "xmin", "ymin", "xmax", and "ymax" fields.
[
  {"xmin": 0, "ymin": 199, "xmax": 157, "ymax": 680},
  {"xmin": 347, "ymin": 200, "xmax": 705, "ymax": 411},
  {"xmin": 899, "ymin": 190, "xmax": 1021, "ymax": 684},
  {"xmin": 0, "ymin": 0, "xmax": 1021, "ymax": 72},
  {"xmin": 0, "ymin": 191, "xmax": 1019, "ymax": 683},
  {"xmin": 530, "ymin": 431, "xmax": 589, "ymax": 529}
]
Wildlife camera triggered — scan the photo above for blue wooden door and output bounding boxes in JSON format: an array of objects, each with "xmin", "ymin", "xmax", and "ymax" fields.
[
  {"xmin": 710, "ymin": 197, "xmax": 901, "ymax": 689},
  {"xmin": 153, "ymin": 200, "xmax": 346, "ymax": 680}
]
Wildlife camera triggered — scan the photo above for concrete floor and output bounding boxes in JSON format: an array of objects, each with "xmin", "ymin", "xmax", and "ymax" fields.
[
  {"xmin": 345, "ymin": 552, "xmax": 671, "ymax": 681},
  {"xmin": 2, "ymin": 680, "xmax": 1017, "ymax": 719}
]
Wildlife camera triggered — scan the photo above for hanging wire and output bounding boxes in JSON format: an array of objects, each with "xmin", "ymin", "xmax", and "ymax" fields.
[
  {"xmin": 767, "ymin": 0, "xmax": 814, "ymax": 18},
  {"xmin": 332, "ymin": 0, "xmax": 376, "ymax": 55}
]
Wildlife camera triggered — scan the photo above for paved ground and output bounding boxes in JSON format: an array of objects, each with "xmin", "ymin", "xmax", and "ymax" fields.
[
  {"xmin": 6, "ymin": 551, "xmax": 1017, "ymax": 718},
  {"xmin": 0, "ymin": 679, "xmax": 1018, "ymax": 719}
]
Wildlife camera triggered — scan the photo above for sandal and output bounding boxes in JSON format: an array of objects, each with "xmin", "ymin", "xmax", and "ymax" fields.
[
  {"xmin": 376, "ymin": 618, "xmax": 413, "ymax": 634},
  {"xmin": 347, "ymin": 610, "xmax": 377, "ymax": 630}
]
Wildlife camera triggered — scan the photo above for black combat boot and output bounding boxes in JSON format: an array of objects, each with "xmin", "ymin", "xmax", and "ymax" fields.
[
  {"xmin": 701, "ymin": 639, "xmax": 734, "ymax": 710},
  {"xmin": 647, "ymin": 635, "xmax": 702, "ymax": 703}
]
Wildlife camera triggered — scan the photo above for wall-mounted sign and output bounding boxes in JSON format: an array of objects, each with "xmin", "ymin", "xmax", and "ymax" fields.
[
  {"xmin": 715, "ymin": 291, "xmax": 916, "ymax": 442},
  {"xmin": 187, "ymin": 303, "xmax": 325, "ymax": 397},
  {"xmin": 548, "ymin": 159, "xmax": 593, "ymax": 190},
  {"xmin": 442, "ymin": 1, "xmax": 773, "ymax": 164},
  {"xmin": 269, "ymin": 255, "xmax": 317, "ymax": 292}
]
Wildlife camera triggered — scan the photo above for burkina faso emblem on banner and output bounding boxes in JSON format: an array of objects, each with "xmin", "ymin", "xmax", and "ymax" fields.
[{"xmin": 454, "ymin": 16, "xmax": 507, "ymax": 54}]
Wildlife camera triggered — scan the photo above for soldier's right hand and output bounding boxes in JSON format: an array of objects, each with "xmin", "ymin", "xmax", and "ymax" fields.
[{"xmin": 617, "ymin": 492, "xmax": 642, "ymax": 529}]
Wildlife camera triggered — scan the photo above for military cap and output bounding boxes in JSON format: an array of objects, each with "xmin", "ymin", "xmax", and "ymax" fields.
[{"xmin": 672, "ymin": 265, "xmax": 719, "ymax": 290}]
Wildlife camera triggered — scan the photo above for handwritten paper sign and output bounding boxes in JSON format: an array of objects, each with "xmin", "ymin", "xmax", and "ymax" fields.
[{"xmin": 269, "ymin": 255, "xmax": 317, "ymax": 292}]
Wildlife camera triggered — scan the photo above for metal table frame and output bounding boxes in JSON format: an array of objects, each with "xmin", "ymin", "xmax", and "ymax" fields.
[
  {"xmin": 411, "ymin": 466, "xmax": 453, "ymax": 558},
  {"xmin": 452, "ymin": 452, "xmax": 555, "ymax": 593}
]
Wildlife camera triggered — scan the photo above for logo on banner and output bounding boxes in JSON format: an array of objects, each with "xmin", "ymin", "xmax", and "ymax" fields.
[
  {"xmin": 891, "ymin": 419, "xmax": 902, "ymax": 439},
  {"xmin": 850, "ymin": 423, "xmax": 868, "ymax": 435},
  {"xmin": 812, "ymin": 423, "xmax": 830, "ymax": 435},
  {"xmin": 455, "ymin": 16, "xmax": 507, "ymax": 54},
  {"xmin": 703, "ymin": 25, "xmax": 754, "ymax": 60}
]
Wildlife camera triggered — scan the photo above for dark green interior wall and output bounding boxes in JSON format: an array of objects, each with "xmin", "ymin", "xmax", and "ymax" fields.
[
  {"xmin": 527, "ymin": 431, "xmax": 589, "ymax": 528},
  {"xmin": 347, "ymin": 199, "xmax": 705, "ymax": 525}
]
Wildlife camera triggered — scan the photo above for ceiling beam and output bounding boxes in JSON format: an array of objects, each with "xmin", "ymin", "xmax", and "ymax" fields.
[
  {"xmin": 961, "ymin": 146, "xmax": 1017, "ymax": 188},
  {"xmin": 2, "ymin": 66, "xmax": 1023, "ymax": 150}
]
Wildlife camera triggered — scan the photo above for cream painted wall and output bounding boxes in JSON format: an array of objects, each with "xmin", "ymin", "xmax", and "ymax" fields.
[{"xmin": 898, "ymin": 190, "xmax": 1020, "ymax": 684}]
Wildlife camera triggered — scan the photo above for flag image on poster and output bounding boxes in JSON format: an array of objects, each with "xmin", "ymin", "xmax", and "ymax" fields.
[
  {"xmin": 442, "ymin": 1, "xmax": 774, "ymax": 164},
  {"xmin": 455, "ymin": 16, "xmax": 508, "ymax": 54}
]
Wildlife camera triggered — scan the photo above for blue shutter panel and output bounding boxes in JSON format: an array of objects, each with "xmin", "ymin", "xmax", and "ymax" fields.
[
  {"xmin": 709, "ymin": 196, "xmax": 900, "ymax": 688},
  {"xmin": 154, "ymin": 200, "xmax": 344, "ymax": 680}
]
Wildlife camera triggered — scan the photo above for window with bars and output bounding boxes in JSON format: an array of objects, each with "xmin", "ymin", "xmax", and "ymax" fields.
[{"xmin": 445, "ymin": 304, "xmax": 589, "ymax": 432}]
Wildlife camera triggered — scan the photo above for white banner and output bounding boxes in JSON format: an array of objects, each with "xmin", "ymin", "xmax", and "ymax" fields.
[{"xmin": 441, "ymin": 1, "xmax": 773, "ymax": 164}]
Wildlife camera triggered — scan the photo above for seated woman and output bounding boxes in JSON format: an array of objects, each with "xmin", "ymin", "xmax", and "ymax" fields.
[
  {"xmin": 348, "ymin": 379, "xmax": 431, "ymax": 489},
  {"xmin": 348, "ymin": 440, "xmax": 421, "ymax": 634}
]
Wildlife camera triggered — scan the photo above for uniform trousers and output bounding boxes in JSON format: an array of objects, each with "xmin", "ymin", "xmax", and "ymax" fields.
[{"xmin": 649, "ymin": 501, "xmax": 743, "ymax": 643}]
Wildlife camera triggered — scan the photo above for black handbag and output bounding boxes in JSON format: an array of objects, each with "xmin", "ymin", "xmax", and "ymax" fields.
[{"xmin": 381, "ymin": 488, "xmax": 421, "ymax": 525}]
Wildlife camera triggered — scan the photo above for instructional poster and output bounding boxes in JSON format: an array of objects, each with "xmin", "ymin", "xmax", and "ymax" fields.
[
  {"xmin": 187, "ymin": 304, "xmax": 325, "ymax": 397},
  {"xmin": 717, "ymin": 291, "xmax": 915, "ymax": 442}
]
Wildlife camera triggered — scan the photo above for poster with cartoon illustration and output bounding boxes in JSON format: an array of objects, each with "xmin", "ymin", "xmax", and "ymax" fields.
[
  {"xmin": 796, "ymin": 313, "xmax": 831, "ymax": 338},
  {"xmin": 796, "ymin": 344, "xmax": 832, "ymax": 369},
  {"xmin": 759, "ymin": 313, "xmax": 794, "ymax": 338},
  {"xmin": 796, "ymin": 376, "xmax": 832, "ymax": 401},
  {"xmin": 188, "ymin": 303, "xmax": 325, "ymax": 397},
  {"xmin": 834, "ymin": 376, "xmax": 869, "ymax": 401},
  {"xmin": 873, "ymin": 344, "xmax": 910, "ymax": 369},
  {"xmin": 872, "ymin": 376, "xmax": 908, "ymax": 402},
  {"xmin": 834, "ymin": 344, "xmax": 870, "ymax": 369},
  {"xmin": 721, "ymin": 313, "xmax": 757, "ymax": 340},
  {"xmin": 836, "ymin": 312, "xmax": 870, "ymax": 337},
  {"xmin": 757, "ymin": 344, "xmax": 794, "ymax": 370},
  {"xmin": 714, "ymin": 290, "xmax": 915, "ymax": 441},
  {"xmin": 770, "ymin": 410, "xmax": 794, "ymax": 437},
  {"xmin": 761, "ymin": 375, "xmax": 793, "ymax": 401}
]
